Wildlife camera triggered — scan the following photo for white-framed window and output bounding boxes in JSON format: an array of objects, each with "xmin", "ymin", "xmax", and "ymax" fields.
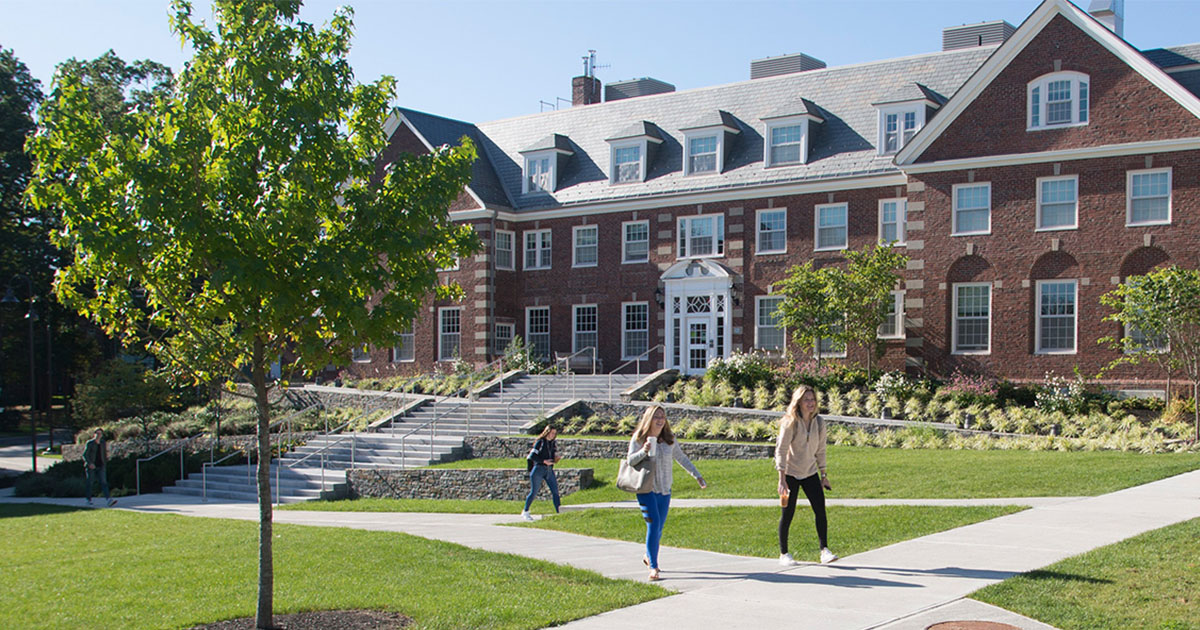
[
  {"xmin": 878, "ymin": 198, "xmax": 907, "ymax": 246},
  {"xmin": 686, "ymin": 134, "xmax": 719, "ymax": 175},
  {"xmin": 952, "ymin": 283, "xmax": 991, "ymax": 354},
  {"xmin": 1028, "ymin": 71, "xmax": 1089, "ymax": 130},
  {"xmin": 526, "ymin": 306, "xmax": 551, "ymax": 360},
  {"xmin": 493, "ymin": 322, "xmax": 514, "ymax": 356},
  {"xmin": 572, "ymin": 225, "xmax": 598, "ymax": 268},
  {"xmin": 622, "ymin": 302, "xmax": 650, "ymax": 360},
  {"xmin": 1127, "ymin": 168, "xmax": 1171, "ymax": 226},
  {"xmin": 524, "ymin": 229, "xmax": 551, "ymax": 270},
  {"xmin": 392, "ymin": 324, "xmax": 415, "ymax": 363},
  {"xmin": 755, "ymin": 295, "xmax": 785, "ymax": 351},
  {"xmin": 1127, "ymin": 323, "xmax": 1169, "ymax": 355},
  {"xmin": 573, "ymin": 304, "xmax": 598, "ymax": 354},
  {"xmin": 1036, "ymin": 279, "xmax": 1077, "ymax": 354},
  {"xmin": 764, "ymin": 119, "xmax": 809, "ymax": 166},
  {"xmin": 1037, "ymin": 176, "xmax": 1078, "ymax": 231},
  {"xmin": 877, "ymin": 106, "xmax": 923, "ymax": 155},
  {"xmin": 495, "ymin": 230, "xmax": 515, "ymax": 271},
  {"xmin": 878, "ymin": 290, "xmax": 905, "ymax": 339},
  {"xmin": 611, "ymin": 143, "xmax": 643, "ymax": 184},
  {"xmin": 816, "ymin": 321, "xmax": 846, "ymax": 358},
  {"xmin": 952, "ymin": 182, "xmax": 991, "ymax": 236},
  {"xmin": 756, "ymin": 209, "xmax": 787, "ymax": 254},
  {"xmin": 524, "ymin": 155, "xmax": 553, "ymax": 194},
  {"xmin": 438, "ymin": 307, "xmax": 461, "ymax": 361},
  {"xmin": 622, "ymin": 220, "xmax": 649, "ymax": 263},
  {"xmin": 351, "ymin": 344, "xmax": 371, "ymax": 363},
  {"xmin": 815, "ymin": 203, "xmax": 848, "ymax": 251},
  {"xmin": 677, "ymin": 214, "xmax": 725, "ymax": 259}
]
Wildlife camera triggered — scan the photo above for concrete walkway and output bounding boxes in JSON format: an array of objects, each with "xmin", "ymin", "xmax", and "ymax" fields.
[{"xmin": 5, "ymin": 470, "xmax": 1199, "ymax": 629}]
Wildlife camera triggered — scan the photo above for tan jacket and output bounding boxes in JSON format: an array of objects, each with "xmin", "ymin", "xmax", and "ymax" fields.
[{"xmin": 774, "ymin": 414, "xmax": 826, "ymax": 479}]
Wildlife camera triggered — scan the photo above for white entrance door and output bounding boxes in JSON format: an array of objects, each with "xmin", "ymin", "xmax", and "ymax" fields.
[{"xmin": 686, "ymin": 318, "xmax": 710, "ymax": 372}]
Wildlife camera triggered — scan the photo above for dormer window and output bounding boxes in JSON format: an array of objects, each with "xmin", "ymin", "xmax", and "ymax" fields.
[
  {"xmin": 524, "ymin": 155, "xmax": 552, "ymax": 193},
  {"xmin": 612, "ymin": 144, "xmax": 643, "ymax": 184},
  {"xmin": 605, "ymin": 121, "xmax": 664, "ymax": 186},
  {"xmin": 881, "ymin": 109, "xmax": 919, "ymax": 154},
  {"xmin": 687, "ymin": 136, "xmax": 718, "ymax": 174},
  {"xmin": 872, "ymin": 84, "xmax": 941, "ymax": 156},
  {"xmin": 768, "ymin": 124, "xmax": 804, "ymax": 165},
  {"xmin": 761, "ymin": 100, "xmax": 823, "ymax": 167},
  {"xmin": 1028, "ymin": 72, "xmax": 1089, "ymax": 130},
  {"xmin": 681, "ymin": 110, "xmax": 740, "ymax": 176},
  {"xmin": 519, "ymin": 134, "xmax": 574, "ymax": 194}
]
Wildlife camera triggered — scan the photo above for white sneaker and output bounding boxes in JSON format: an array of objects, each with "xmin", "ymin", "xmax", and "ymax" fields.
[
  {"xmin": 521, "ymin": 511, "xmax": 534, "ymax": 521},
  {"xmin": 820, "ymin": 548, "xmax": 839, "ymax": 564},
  {"xmin": 779, "ymin": 552, "xmax": 798, "ymax": 566}
]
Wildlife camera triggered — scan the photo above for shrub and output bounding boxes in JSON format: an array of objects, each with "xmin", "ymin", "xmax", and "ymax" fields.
[
  {"xmin": 752, "ymin": 384, "xmax": 772, "ymax": 410},
  {"xmin": 844, "ymin": 389, "xmax": 865, "ymax": 416},
  {"xmin": 865, "ymin": 393, "xmax": 883, "ymax": 418},
  {"xmin": 73, "ymin": 359, "xmax": 202, "ymax": 426},
  {"xmin": 1034, "ymin": 371, "xmax": 1087, "ymax": 415},
  {"xmin": 873, "ymin": 371, "xmax": 919, "ymax": 400},
  {"xmin": 939, "ymin": 370, "xmax": 999, "ymax": 406},
  {"xmin": 705, "ymin": 350, "xmax": 776, "ymax": 390}
]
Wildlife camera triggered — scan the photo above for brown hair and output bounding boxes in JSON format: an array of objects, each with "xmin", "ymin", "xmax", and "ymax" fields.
[
  {"xmin": 780, "ymin": 385, "xmax": 818, "ymax": 429},
  {"xmin": 632, "ymin": 404, "xmax": 675, "ymax": 445},
  {"xmin": 535, "ymin": 425, "xmax": 557, "ymax": 441}
]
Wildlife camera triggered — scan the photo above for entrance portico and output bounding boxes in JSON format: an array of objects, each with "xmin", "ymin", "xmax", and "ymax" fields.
[{"xmin": 661, "ymin": 259, "xmax": 735, "ymax": 376}]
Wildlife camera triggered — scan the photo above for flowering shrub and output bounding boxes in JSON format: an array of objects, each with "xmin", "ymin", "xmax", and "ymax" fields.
[
  {"xmin": 938, "ymin": 370, "xmax": 999, "ymax": 405},
  {"xmin": 706, "ymin": 350, "xmax": 776, "ymax": 390},
  {"xmin": 1034, "ymin": 371, "xmax": 1087, "ymax": 415},
  {"xmin": 874, "ymin": 371, "xmax": 917, "ymax": 400},
  {"xmin": 783, "ymin": 360, "xmax": 868, "ymax": 391}
]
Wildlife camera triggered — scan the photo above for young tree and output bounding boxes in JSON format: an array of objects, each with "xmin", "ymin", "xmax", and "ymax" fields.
[
  {"xmin": 1099, "ymin": 266, "xmax": 1200, "ymax": 442},
  {"xmin": 28, "ymin": 1, "xmax": 479, "ymax": 627},
  {"xmin": 836, "ymin": 245, "xmax": 908, "ymax": 378},
  {"xmin": 775, "ymin": 261, "xmax": 844, "ymax": 368}
]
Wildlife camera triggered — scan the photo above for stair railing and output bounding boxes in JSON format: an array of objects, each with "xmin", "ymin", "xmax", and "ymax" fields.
[
  {"xmin": 555, "ymin": 346, "xmax": 597, "ymax": 400},
  {"xmin": 135, "ymin": 429, "xmax": 209, "ymax": 496},
  {"xmin": 607, "ymin": 344, "xmax": 663, "ymax": 402},
  {"xmin": 199, "ymin": 403, "xmax": 323, "ymax": 502},
  {"xmin": 503, "ymin": 371, "xmax": 562, "ymax": 431}
]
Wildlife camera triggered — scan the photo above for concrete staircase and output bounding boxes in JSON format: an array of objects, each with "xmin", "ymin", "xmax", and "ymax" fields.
[{"xmin": 162, "ymin": 373, "xmax": 646, "ymax": 503}]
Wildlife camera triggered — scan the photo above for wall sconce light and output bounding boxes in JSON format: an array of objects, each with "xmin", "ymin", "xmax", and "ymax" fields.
[{"xmin": 654, "ymin": 286, "xmax": 665, "ymax": 308}]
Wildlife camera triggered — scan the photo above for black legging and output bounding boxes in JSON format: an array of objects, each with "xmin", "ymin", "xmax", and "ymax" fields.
[{"xmin": 779, "ymin": 473, "xmax": 828, "ymax": 554}]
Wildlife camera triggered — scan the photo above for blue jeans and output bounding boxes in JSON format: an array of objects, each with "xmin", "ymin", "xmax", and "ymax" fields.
[
  {"xmin": 85, "ymin": 466, "xmax": 111, "ymax": 502},
  {"xmin": 637, "ymin": 492, "xmax": 671, "ymax": 569},
  {"xmin": 524, "ymin": 464, "xmax": 560, "ymax": 512}
]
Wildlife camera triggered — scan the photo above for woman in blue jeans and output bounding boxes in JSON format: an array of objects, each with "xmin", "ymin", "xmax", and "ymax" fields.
[
  {"xmin": 627, "ymin": 405, "xmax": 706, "ymax": 581},
  {"xmin": 521, "ymin": 425, "xmax": 561, "ymax": 520}
]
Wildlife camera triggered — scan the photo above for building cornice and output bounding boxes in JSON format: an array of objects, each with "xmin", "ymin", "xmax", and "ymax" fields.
[{"xmin": 899, "ymin": 137, "xmax": 1200, "ymax": 174}]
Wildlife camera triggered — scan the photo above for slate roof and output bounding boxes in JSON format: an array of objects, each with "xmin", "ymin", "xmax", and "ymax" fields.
[
  {"xmin": 520, "ymin": 133, "xmax": 574, "ymax": 154},
  {"xmin": 398, "ymin": 41, "xmax": 1200, "ymax": 214},
  {"xmin": 680, "ymin": 110, "xmax": 739, "ymax": 131},
  {"xmin": 872, "ymin": 83, "xmax": 947, "ymax": 106}
]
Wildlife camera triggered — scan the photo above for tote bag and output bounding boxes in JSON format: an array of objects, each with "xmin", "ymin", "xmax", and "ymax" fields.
[{"xmin": 616, "ymin": 456, "xmax": 654, "ymax": 494}]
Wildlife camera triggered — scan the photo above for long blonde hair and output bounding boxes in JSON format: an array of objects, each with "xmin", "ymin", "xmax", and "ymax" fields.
[
  {"xmin": 780, "ymin": 385, "xmax": 818, "ymax": 429},
  {"xmin": 632, "ymin": 404, "xmax": 675, "ymax": 445}
]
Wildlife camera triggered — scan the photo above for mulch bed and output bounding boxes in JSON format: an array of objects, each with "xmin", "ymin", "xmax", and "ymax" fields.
[{"xmin": 188, "ymin": 609, "xmax": 411, "ymax": 630}]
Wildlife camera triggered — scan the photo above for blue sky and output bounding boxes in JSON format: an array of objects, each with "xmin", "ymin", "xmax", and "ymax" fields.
[{"xmin": 2, "ymin": 1, "xmax": 1198, "ymax": 124}]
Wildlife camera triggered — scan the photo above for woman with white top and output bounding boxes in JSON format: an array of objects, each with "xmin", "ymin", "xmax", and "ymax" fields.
[
  {"xmin": 775, "ymin": 385, "xmax": 839, "ymax": 566},
  {"xmin": 626, "ymin": 404, "xmax": 707, "ymax": 581}
]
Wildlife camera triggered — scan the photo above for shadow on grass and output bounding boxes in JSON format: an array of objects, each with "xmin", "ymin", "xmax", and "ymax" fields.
[
  {"xmin": 663, "ymin": 563, "xmax": 1031, "ymax": 587},
  {"xmin": 0, "ymin": 503, "xmax": 89, "ymax": 519},
  {"xmin": 1016, "ymin": 569, "xmax": 1113, "ymax": 585}
]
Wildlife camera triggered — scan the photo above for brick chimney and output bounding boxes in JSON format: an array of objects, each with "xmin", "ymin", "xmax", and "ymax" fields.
[{"xmin": 572, "ymin": 75, "xmax": 601, "ymax": 106}]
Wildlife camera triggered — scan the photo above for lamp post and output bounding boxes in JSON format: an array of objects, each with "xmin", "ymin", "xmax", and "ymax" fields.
[{"xmin": 3, "ymin": 276, "xmax": 39, "ymax": 472}]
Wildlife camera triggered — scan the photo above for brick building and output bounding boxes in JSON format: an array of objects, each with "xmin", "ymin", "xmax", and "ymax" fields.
[{"xmin": 345, "ymin": 0, "xmax": 1200, "ymax": 389}]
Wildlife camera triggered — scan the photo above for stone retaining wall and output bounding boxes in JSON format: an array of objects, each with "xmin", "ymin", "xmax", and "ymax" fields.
[
  {"xmin": 346, "ymin": 467, "xmax": 594, "ymax": 501},
  {"xmin": 62, "ymin": 433, "xmax": 316, "ymax": 462},
  {"xmin": 465, "ymin": 435, "xmax": 773, "ymax": 460}
]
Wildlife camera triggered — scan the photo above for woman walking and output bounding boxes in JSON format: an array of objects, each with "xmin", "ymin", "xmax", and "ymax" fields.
[
  {"xmin": 627, "ymin": 405, "xmax": 707, "ymax": 581},
  {"xmin": 776, "ymin": 385, "xmax": 838, "ymax": 566},
  {"xmin": 521, "ymin": 425, "xmax": 561, "ymax": 520}
]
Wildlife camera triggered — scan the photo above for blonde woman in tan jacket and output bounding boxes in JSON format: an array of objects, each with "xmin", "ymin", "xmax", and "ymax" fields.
[{"xmin": 775, "ymin": 385, "xmax": 838, "ymax": 566}]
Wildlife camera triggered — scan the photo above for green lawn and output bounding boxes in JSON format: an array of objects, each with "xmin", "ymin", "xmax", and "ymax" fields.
[
  {"xmin": 512, "ymin": 505, "xmax": 1024, "ymax": 562},
  {"xmin": 0, "ymin": 504, "xmax": 666, "ymax": 630},
  {"xmin": 973, "ymin": 517, "xmax": 1200, "ymax": 630}
]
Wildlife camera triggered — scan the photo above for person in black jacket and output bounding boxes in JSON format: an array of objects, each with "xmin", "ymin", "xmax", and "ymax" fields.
[
  {"xmin": 521, "ymin": 425, "xmax": 561, "ymax": 520},
  {"xmin": 82, "ymin": 429, "xmax": 117, "ymax": 507}
]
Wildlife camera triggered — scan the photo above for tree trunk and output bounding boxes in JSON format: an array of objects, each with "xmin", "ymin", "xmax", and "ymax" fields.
[{"xmin": 252, "ymin": 338, "xmax": 275, "ymax": 630}]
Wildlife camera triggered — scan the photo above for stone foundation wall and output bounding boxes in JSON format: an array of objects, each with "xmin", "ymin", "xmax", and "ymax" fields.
[
  {"xmin": 465, "ymin": 436, "xmax": 774, "ymax": 460},
  {"xmin": 346, "ymin": 467, "xmax": 594, "ymax": 501}
]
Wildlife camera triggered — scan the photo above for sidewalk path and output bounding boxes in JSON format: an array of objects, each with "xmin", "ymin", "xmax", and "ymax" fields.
[
  {"xmin": 4, "ymin": 470, "xmax": 1199, "ymax": 629},
  {"xmin": 0, "ymin": 437, "xmax": 55, "ymax": 476}
]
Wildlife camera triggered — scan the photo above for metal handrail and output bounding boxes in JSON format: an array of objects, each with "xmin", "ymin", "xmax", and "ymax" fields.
[
  {"xmin": 607, "ymin": 344, "xmax": 663, "ymax": 402},
  {"xmin": 198, "ymin": 403, "xmax": 323, "ymax": 502},
  {"xmin": 135, "ymin": 429, "xmax": 207, "ymax": 496},
  {"xmin": 503, "ymin": 371, "xmax": 564, "ymax": 430},
  {"xmin": 555, "ymin": 346, "xmax": 597, "ymax": 400}
]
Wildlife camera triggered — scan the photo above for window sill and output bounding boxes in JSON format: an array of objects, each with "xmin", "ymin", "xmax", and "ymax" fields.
[
  {"xmin": 951, "ymin": 350, "xmax": 990, "ymax": 355},
  {"xmin": 524, "ymin": 266, "xmax": 551, "ymax": 271},
  {"xmin": 1027, "ymin": 121, "xmax": 1089, "ymax": 132},
  {"xmin": 814, "ymin": 245, "xmax": 847, "ymax": 253},
  {"xmin": 621, "ymin": 259, "xmax": 650, "ymax": 265},
  {"xmin": 755, "ymin": 249, "xmax": 787, "ymax": 256},
  {"xmin": 676, "ymin": 254, "xmax": 725, "ymax": 261},
  {"xmin": 950, "ymin": 231, "xmax": 991, "ymax": 237},
  {"xmin": 1034, "ymin": 349, "xmax": 1077, "ymax": 355},
  {"xmin": 1035, "ymin": 225, "xmax": 1077, "ymax": 232},
  {"xmin": 391, "ymin": 359, "xmax": 416, "ymax": 364},
  {"xmin": 1126, "ymin": 220, "xmax": 1171, "ymax": 228},
  {"xmin": 878, "ymin": 240, "xmax": 907, "ymax": 248},
  {"xmin": 572, "ymin": 263, "xmax": 599, "ymax": 269},
  {"xmin": 877, "ymin": 335, "xmax": 905, "ymax": 341}
]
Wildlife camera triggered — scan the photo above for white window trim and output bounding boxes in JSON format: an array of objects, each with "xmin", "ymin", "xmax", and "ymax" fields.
[
  {"xmin": 1124, "ymin": 322, "xmax": 1170, "ymax": 355},
  {"xmin": 878, "ymin": 290, "xmax": 905, "ymax": 340},
  {"xmin": 621, "ymin": 220, "xmax": 650, "ymax": 264},
  {"xmin": 763, "ymin": 117, "xmax": 811, "ymax": 167},
  {"xmin": 1035, "ymin": 175, "xmax": 1079, "ymax": 232},
  {"xmin": 1126, "ymin": 167, "xmax": 1172, "ymax": 227},
  {"xmin": 754, "ymin": 295, "xmax": 786, "ymax": 351},
  {"xmin": 621, "ymin": 301, "xmax": 650, "ymax": 360},
  {"xmin": 876, "ymin": 104, "xmax": 926, "ymax": 156},
  {"xmin": 951, "ymin": 182, "xmax": 992, "ymax": 236},
  {"xmin": 683, "ymin": 131, "xmax": 723, "ymax": 176},
  {"xmin": 1027, "ymin": 71, "xmax": 1090, "ymax": 131},
  {"xmin": 525, "ymin": 306, "xmax": 551, "ymax": 360},
  {"xmin": 351, "ymin": 345, "xmax": 371, "ymax": 363},
  {"xmin": 572, "ymin": 303, "xmax": 598, "ymax": 353},
  {"xmin": 877, "ymin": 198, "xmax": 907, "ymax": 246},
  {"xmin": 522, "ymin": 150, "xmax": 557, "ymax": 194},
  {"xmin": 437, "ymin": 307, "xmax": 461, "ymax": 362},
  {"xmin": 524, "ymin": 229, "xmax": 552, "ymax": 271},
  {"xmin": 951, "ymin": 282, "xmax": 992, "ymax": 355},
  {"xmin": 572, "ymin": 224, "xmax": 598, "ymax": 268},
  {"xmin": 1035, "ymin": 279, "xmax": 1078, "ymax": 355},
  {"xmin": 495, "ymin": 229, "xmax": 515, "ymax": 271},
  {"xmin": 814, "ymin": 202, "xmax": 848, "ymax": 252},
  {"xmin": 677, "ymin": 213, "xmax": 726, "ymax": 260},
  {"xmin": 493, "ymin": 322, "xmax": 515, "ymax": 356},
  {"xmin": 755, "ymin": 208, "xmax": 787, "ymax": 255},
  {"xmin": 610, "ymin": 140, "xmax": 646, "ymax": 185},
  {"xmin": 392, "ymin": 324, "xmax": 415, "ymax": 363}
]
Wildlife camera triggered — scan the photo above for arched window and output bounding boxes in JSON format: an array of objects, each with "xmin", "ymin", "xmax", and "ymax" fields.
[{"xmin": 1028, "ymin": 71, "xmax": 1089, "ymax": 130}]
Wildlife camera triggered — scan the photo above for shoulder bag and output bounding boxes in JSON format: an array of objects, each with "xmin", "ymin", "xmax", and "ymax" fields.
[{"xmin": 616, "ymin": 454, "xmax": 654, "ymax": 494}]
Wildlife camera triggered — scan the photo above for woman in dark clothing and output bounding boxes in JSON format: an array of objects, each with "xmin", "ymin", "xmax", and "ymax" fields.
[{"xmin": 522, "ymin": 425, "xmax": 561, "ymax": 520}]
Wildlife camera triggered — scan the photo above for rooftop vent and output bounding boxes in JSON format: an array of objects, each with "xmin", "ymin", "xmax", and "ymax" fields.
[
  {"xmin": 750, "ymin": 52, "xmax": 827, "ymax": 80},
  {"xmin": 605, "ymin": 78, "xmax": 676, "ymax": 102},
  {"xmin": 942, "ymin": 20, "xmax": 1016, "ymax": 51}
]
